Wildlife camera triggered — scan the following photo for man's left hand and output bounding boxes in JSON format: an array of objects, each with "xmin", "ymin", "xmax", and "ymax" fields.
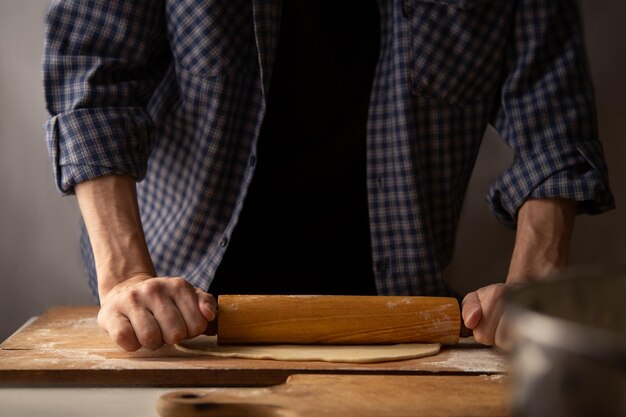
[
  {"xmin": 461, "ymin": 198, "xmax": 578, "ymax": 349},
  {"xmin": 461, "ymin": 283, "xmax": 511, "ymax": 348}
]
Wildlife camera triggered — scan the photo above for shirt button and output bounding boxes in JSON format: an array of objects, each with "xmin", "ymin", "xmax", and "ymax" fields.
[
  {"xmin": 220, "ymin": 237, "xmax": 229, "ymax": 248},
  {"xmin": 250, "ymin": 155, "xmax": 257, "ymax": 167}
]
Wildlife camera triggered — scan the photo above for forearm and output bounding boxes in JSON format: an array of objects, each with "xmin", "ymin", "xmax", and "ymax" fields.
[
  {"xmin": 462, "ymin": 198, "xmax": 577, "ymax": 346},
  {"xmin": 75, "ymin": 174, "xmax": 155, "ymax": 298},
  {"xmin": 506, "ymin": 198, "xmax": 577, "ymax": 283}
]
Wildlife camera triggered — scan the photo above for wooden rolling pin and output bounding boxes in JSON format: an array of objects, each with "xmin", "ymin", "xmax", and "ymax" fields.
[{"xmin": 212, "ymin": 295, "xmax": 460, "ymax": 345}]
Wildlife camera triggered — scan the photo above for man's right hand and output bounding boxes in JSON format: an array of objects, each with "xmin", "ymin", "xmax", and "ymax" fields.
[
  {"xmin": 74, "ymin": 174, "xmax": 217, "ymax": 352},
  {"xmin": 97, "ymin": 274, "xmax": 216, "ymax": 351}
]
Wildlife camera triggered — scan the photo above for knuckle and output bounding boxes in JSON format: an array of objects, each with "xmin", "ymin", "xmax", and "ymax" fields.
[
  {"xmin": 125, "ymin": 288, "xmax": 141, "ymax": 305},
  {"xmin": 189, "ymin": 320, "xmax": 208, "ymax": 337},
  {"xmin": 143, "ymin": 279, "xmax": 164, "ymax": 296},
  {"xmin": 140, "ymin": 334, "xmax": 163, "ymax": 350},
  {"xmin": 473, "ymin": 330, "xmax": 494, "ymax": 346},
  {"xmin": 476, "ymin": 286, "xmax": 489, "ymax": 298},
  {"xmin": 479, "ymin": 285, "xmax": 503, "ymax": 304},
  {"xmin": 492, "ymin": 284, "xmax": 506, "ymax": 296},
  {"xmin": 111, "ymin": 329, "xmax": 139, "ymax": 352},
  {"xmin": 164, "ymin": 328, "xmax": 187, "ymax": 345},
  {"xmin": 135, "ymin": 326, "xmax": 162, "ymax": 350},
  {"xmin": 169, "ymin": 277, "xmax": 190, "ymax": 291}
]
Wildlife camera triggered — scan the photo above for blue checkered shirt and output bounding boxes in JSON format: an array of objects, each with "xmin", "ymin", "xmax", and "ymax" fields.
[{"xmin": 43, "ymin": 0, "xmax": 614, "ymax": 297}]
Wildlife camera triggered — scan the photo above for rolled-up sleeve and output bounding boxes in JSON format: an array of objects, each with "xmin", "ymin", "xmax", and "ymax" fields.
[
  {"xmin": 487, "ymin": 0, "xmax": 615, "ymax": 228},
  {"xmin": 43, "ymin": 0, "xmax": 170, "ymax": 194}
]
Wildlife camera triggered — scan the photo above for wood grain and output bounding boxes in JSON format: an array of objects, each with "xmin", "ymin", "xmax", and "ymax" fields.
[
  {"xmin": 158, "ymin": 374, "xmax": 511, "ymax": 417},
  {"xmin": 218, "ymin": 295, "xmax": 460, "ymax": 345},
  {"xmin": 0, "ymin": 306, "xmax": 507, "ymax": 387}
]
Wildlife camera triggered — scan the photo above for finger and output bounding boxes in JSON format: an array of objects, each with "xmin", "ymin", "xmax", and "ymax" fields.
[
  {"xmin": 168, "ymin": 279, "xmax": 208, "ymax": 338},
  {"xmin": 461, "ymin": 292, "xmax": 482, "ymax": 330},
  {"xmin": 197, "ymin": 289, "xmax": 217, "ymax": 322},
  {"xmin": 149, "ymin": 297, "xmax": 188, "ymax": 345},
  {"xmin": 97, "ymin": 307, "xmax": 109, "ymax": 331},
  {"xmin": 494, "ymin": 311, "xmax": 512, "ymax": 350},
  {"xmin": 139, "ymin": 278, "xmax": 188, "ymax": 345},
  {"xmin": 472, "ymin": 288, "xmax": 505, "ymax": 346},
  {"xmin": 127, "ymin": 308, "xmax": 164, "ymax": 350},
  {"xmin": 106, "ymin": 312, "xmax": 141, "ymax": 352}
]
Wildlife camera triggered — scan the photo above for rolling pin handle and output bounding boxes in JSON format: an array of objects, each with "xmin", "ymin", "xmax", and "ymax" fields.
[
  {"xmin": 460, "ymin": 322, "xmax": 473, "ymax": 338},
  {"xmin": 204, "ymin": 318, "xmax": 218, "ymax": 336}
]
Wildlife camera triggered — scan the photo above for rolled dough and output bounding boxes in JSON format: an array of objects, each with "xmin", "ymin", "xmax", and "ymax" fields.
[{"xmin": 175, "ymin": 335, "xmax": 441, "ymax": 364}]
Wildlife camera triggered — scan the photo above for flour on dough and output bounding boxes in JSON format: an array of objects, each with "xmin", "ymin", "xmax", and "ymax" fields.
[{"xmin": 175, "ymin": 336, "xmax": 440, "ymax": 364}]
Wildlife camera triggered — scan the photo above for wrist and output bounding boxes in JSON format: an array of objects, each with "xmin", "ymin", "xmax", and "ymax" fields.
[
  {"xmin": 75, "ymin": 175, "xmax": 156, "ymax": 299},
  {"xmin": 507, "ymin": 198, "xmax": 576, "ymax": 283},
  {"xmin": 93, "ymin": 226, "xmax": 156, "ymax": 295}
]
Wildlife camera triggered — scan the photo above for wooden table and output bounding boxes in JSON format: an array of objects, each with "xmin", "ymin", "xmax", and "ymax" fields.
[{"xmin": 0, "ymin": 306, "xmax": 511, "ymax": 416}]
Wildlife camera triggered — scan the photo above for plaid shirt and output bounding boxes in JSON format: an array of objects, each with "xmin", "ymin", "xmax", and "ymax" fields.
[{"xmin": 43, "ymin": 0, "xmax": 614, "ymax": 297}]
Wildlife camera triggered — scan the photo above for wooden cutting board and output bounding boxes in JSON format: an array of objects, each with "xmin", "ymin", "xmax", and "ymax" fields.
[
  {"xmin": 158, "ymin": 374, "xmax": 510, "ymax": 417},
  {"xmin": 0, "ymin": 306, "xmax": 507, "ymax": 387}
]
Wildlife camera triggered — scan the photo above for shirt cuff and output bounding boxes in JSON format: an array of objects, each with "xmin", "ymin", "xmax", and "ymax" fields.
[
  {"xmin": 487, "ymin": 140, "xmax": 615, "ymax": 228},
  {"xmin": 45, "ymin": 107, "xmax": 153, "ymax": 194}
]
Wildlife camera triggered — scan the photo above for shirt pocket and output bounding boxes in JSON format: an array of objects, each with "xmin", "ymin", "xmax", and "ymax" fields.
[
  {"xmin": 407, "ymin": 0, "xmax": 513, "ymax": 106},
  {"xmin": 165, "ymin": 0, "xmax": 256, "ymax": 78}
]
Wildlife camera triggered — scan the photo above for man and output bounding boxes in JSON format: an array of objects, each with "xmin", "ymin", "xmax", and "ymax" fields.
[{"xmin": 43, "ymin": 0, "xmax": 614, "ymax": 352}]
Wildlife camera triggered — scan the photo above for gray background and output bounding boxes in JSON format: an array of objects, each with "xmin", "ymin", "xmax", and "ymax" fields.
[{"xmin": 1, "ymin": 0, "xmax": 624, "ymax": 341}]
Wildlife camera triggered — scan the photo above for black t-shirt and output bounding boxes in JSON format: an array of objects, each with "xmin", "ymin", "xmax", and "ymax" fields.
[{"xmin": 210, "ymin": 0, "xmax": 380, "ymax": 295}]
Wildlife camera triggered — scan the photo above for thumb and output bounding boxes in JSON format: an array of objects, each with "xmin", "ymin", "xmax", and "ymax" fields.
[
  {"xmin": 462, "ymin": 291, "xmax": 482, "ymax": 330},
  {"xmin": 195, "ymin": 289, "xmax": 217, "ymax": 322}
]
